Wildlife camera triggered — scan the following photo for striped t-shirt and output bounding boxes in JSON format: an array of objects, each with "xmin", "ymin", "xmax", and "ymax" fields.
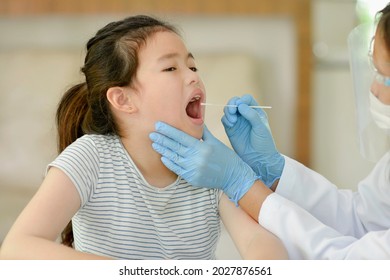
[{"xmin": 48, "ymin": 134, "xmax": 221, "ymax": 259}]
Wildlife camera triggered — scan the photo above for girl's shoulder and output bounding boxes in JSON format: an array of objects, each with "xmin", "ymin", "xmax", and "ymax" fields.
[
  {"xmin": 79, "ymin": 133, "xmax": 118, "ymax": 141},
  {"xmin": 62, "ymin": 134, "xmax": 123, "ymax": 160},
  {"xmin": 76, "ymin": 134, "xmax": 120, "ymax": 148}
]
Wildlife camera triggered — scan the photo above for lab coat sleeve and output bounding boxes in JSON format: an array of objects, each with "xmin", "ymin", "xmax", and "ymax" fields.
[
  {"xmin": 275, "ymin": 156, "xmax": 366, "ymax": 237},
  {"xmin": 259, "ymin": 193, "xmax": 390, "ymax": 259}
]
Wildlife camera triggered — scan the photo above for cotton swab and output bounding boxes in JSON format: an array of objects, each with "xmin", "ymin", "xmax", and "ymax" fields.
[{"xmin": 201, "ymin": 103, "xmax": 272, "ymax": 109}]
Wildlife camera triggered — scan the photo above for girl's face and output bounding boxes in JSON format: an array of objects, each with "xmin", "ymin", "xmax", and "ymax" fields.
[
  {"xmin": 130, "ymin": 31, "xmax": 206, "ymax": 139},
  {"xmin": 370, "ymin": 28, "xmax": 390, "ymax": 105}
]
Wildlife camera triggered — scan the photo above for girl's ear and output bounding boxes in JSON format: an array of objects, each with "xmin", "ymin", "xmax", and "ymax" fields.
[{"xmin": 106, "ymin": 87, "xmax": 137, "ymax": 114}]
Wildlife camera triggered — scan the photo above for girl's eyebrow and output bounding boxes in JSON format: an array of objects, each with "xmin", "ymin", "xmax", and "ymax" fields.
[{"xmin": 157, "ymin": 52, "xmax": 194, "ymax": 62}]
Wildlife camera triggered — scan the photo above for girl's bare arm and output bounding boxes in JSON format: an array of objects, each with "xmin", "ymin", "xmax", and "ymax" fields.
[
  {"xmin": 219, "ymin": 191, "xmax": 288, "ymax": 260},
  {"xmin": 0, "ymin": 167, "xmax": 111, "ymax": 260}
]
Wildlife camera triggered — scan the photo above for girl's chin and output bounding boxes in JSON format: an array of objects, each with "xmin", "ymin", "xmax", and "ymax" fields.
[
  {"xmin": 186, "ymin": 127, "xmax": 203, "ymax": 140},
  {"xmin": 157, "ymin": 120, "xmax": 203, "ymax": 139}
]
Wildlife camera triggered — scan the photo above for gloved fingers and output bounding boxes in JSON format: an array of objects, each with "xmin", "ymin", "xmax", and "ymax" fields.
[
  {"xmin": 237, "ymin": 103, "xmax": 268, "ymax": 130},
  {"xmin": 201, "ymin": 125, "xmax": 217, "ymax": 142},
  {"xmin": 151, "ymin": 140, "xmax": 180, "ymax": 160},
  {"xmin": 203, "ymin": 126, "xmax": 229, "ymax": 150},
  {"xmin": 225, "ymin": 96, "xmax": 240, "ymax": 112},
  {"xmin": 222, "ymin": 96, "xmax": 240, "ymax": 125},
  {"xmin": 221, "ymin": 95, "xmax": 259, "ymax": 128},
  {"xmin": 154, "ymin": 121, "xmax": 198, "ymax": 148},
  {"xmin": 152, "ymin": 141, "xmax": 199, "ymax": 178},
  {"xmin": 221, "ymin": 114, "xmax": 234, "ymax": 129},
  {"xmin": 239, "ymin": 94, "xmax": 259, "ymax": 107},
  {"xmin": 150, "ymin": 132, "xmax": 188, "ymax": 157},
  {"xmin": 160, "ymin": 156, "xmax": 187, "ymax": 177}
]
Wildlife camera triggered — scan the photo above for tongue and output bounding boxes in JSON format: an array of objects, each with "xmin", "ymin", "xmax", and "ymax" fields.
[{"xmin": 186, "ymin": 101, "xmax": 200, "ymax": 119}]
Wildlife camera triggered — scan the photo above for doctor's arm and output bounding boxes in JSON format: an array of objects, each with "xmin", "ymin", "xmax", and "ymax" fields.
[
  {"xmin": 0, "ymin": 167, "xmax": 110, "ymax": 259},
  {"xmin": 256, "ymin": 189, "xmax": 390, "ymax": 259}
]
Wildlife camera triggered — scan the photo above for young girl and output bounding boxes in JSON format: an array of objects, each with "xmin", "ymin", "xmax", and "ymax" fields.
[{"xmin": 0, "ymin": 15, "xmax": 287, "ymax": 259}]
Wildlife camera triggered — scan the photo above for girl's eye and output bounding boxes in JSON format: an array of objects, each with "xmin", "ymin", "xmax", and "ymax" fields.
[
  {"xmin": 163, "ymin": 67, "xmax": 176, "ymax": 72},
  {"xmin": 190, "ymin": 67, "xmax": 198, "ymax": 72}
]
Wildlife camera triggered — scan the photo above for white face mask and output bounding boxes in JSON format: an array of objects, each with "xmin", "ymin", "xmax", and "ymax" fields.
[{"xmin": 369, "ymin": 91, "xmax": 390, "ymax": 130}]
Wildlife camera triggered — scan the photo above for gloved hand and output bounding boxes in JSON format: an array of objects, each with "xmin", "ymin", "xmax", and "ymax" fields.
[
  {"xmin": 149, "ymin": 122, "xmax": 259, "ymax": 205},
  {"xmin": 221, "ymin": 94, "xmax": 285, "ymax": 188}
]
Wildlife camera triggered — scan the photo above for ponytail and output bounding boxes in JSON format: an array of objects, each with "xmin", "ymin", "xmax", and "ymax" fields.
[
  {"xmin": 56, "ymin": 83, "xmax": 88, "ymax": 153},
  {"xmin": 56, "ymin": 82, "xmax": 88, "ymax": 247}
]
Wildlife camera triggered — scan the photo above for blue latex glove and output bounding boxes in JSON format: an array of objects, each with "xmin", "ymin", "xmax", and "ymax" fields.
[
  {"xmin": 149, "ymin": 122, "xmax": 259, "ymax": 205},
  {"xmin": 221, "ymin": 94, "xmax": 285, "ymax": 188}
]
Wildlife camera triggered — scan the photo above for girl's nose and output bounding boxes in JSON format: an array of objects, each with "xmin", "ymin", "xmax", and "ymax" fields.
[{"xmin": 186, "ymin": 68, "xmax": 200, "ymax": 85}]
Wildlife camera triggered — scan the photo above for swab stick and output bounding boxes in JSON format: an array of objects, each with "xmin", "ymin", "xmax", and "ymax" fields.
[{"xmin": 201, "ymin": 103, "xmax": 272, "ymax": 109}]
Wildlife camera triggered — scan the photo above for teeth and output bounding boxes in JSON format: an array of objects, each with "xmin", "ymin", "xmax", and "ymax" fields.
[{"xmin": 190, "ymin": 95, "xmax": 201, "ymax": 102}]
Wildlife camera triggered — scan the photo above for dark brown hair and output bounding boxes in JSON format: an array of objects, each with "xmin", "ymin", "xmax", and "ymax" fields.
[
  {"xmin": 377, "ymin": 3, "xmax": 390, "ymax": 50},
  {"xmin": 57, "ymin": 15, "xmax": 178, "ymax": 247}
]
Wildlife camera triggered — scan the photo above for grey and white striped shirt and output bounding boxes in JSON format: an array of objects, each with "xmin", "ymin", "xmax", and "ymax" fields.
[{"xmin": 48, "ymin": 134, "xmax": 221, "ymax": 259}]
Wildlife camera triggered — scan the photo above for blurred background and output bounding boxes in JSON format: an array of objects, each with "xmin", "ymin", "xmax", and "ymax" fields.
[{"xmin": 0, "ymin": 0, "xmax": 387, "ymax": 258}]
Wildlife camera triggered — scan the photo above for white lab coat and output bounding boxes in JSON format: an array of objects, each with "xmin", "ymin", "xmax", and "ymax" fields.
[{"xmin": 258, "ymin": 151, "xmax": 390, "ymax": 259}]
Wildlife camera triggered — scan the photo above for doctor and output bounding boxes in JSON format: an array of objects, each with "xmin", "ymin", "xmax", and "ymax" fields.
[{"xmin": 149, "ymin": 3, "xmax": 390, "ymax": 259}]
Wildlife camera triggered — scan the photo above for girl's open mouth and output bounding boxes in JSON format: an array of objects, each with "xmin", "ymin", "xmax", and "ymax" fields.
[{"xmin": 186, "ymin": 95, "xmax": 202, "ymax": 120}]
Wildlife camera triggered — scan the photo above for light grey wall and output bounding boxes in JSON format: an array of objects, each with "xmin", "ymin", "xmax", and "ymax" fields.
[{"xmin": 311, "ymin": 0, "xmax": 376, "ymax": 190}]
